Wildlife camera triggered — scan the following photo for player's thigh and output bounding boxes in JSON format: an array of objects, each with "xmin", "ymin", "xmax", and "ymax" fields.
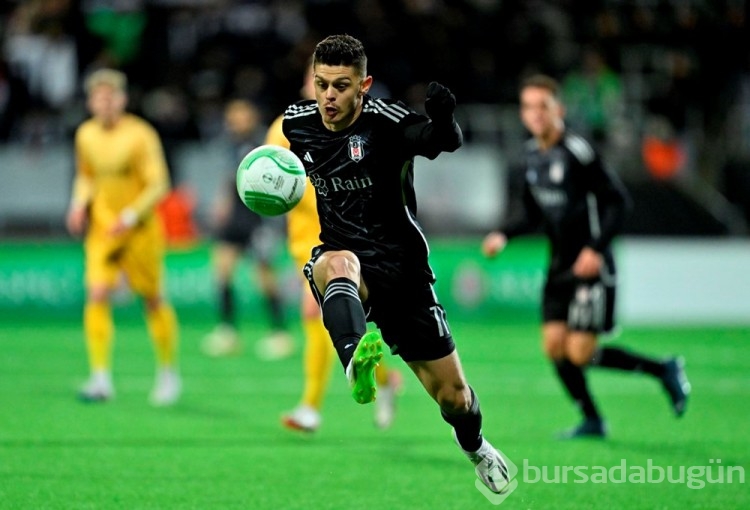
[
  {"xmin": 121, "ymin": 224, "xmax": 165, "ymax": 298},
  {"xmin": 371, "ymin": 282, "xmax": 455, "ymax": 364},
  {"xmin": 84, "ymin": 234, "xmax": 121, "ymax": 290},
  {"xmin": 542, "ymin": 321, "xmax": 568, "ymax": 360},
  {"xmin": 566, "ymin": 330, "xmax": 598, "ymax": 366},
  {"xmin": 542, "ymin": 279, "xmax": 572, "ymax": 359}
]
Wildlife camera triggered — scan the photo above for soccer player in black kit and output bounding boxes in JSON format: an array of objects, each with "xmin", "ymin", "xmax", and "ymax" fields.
[
  {"xmin": 282, "ymin": 34, "xmax": 510, "ymax": 493},
  {"xmin": 482, "ymin": 74, "xmax": 691, "ymax": 439}
]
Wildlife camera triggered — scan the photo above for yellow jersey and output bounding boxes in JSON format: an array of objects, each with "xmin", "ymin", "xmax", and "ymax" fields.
[
  {"xmin": 265, "ymin": 114, "xmax": 320, "ymax": 268},
  {"xmin": 72, "ymin": 113, "xmax": 170, "ymax": 232}
]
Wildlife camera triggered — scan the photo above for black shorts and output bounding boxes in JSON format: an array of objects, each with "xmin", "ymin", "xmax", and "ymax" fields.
[
  {"xmin": 215, "ymin": 197, "xmax": 284, "ymax": 262},
  {"xmin": 543, "ymin": 273, "xmax": 616, "ymax": 334},
  {"xmin": 304, "ymin": 245, "xmax": 456, "ymax": 363}
]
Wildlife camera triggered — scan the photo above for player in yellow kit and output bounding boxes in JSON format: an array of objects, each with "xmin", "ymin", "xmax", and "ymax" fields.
[
  {"xmin": 269, "ymin": 68, "xmax": 401, "ymax": 432},
  {"xmin": 66, "ymin": 68, "xmax": 181, "ymax": 406}
]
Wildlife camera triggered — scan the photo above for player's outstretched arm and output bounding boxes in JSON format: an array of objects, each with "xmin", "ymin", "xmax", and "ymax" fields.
[
  {"xmin": 405, "ymin": 82, "xmax": 463, "ymax": 158},
  {"xmin": 424, "ymin": 81, "xmax": 457, "ymax": 124}
]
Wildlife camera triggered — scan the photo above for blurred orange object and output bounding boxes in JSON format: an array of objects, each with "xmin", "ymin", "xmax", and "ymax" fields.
[
  {"xmin": 642, "ymin": 135, "xmax": 685, "ymax": 180},
  {"xmin": 158, "ymin": 185, "xmax": 200, "ymax": 248}
]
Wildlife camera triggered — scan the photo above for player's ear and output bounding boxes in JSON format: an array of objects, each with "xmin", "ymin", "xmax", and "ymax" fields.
[{"xmin": 359, "ymin": 76, "xmax": 373, "ymax": 96}]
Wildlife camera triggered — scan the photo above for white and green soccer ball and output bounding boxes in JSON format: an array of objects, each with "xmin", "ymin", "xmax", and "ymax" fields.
[{"xmin": 236, "ymin": 144, "xmax": 307, "ymax": 216}]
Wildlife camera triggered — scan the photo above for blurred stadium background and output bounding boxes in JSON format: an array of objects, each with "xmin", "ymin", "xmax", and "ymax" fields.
[
  {"xmin": 0, "ymin": 2, "xmax": 748, "ymax": 509},
  {"xmin": 1, "ymin": 0, "xmax": 749, "ymax": 324}
]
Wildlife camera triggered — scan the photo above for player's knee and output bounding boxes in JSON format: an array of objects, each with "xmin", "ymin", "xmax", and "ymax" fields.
[
  {"xmin": 542, "ymin": 336, "xmax": 565, "ymax": 361},
  {"xmin": 436, "ymin": 384, "xmax": 471, "ymax": 414},
  {"xmin": 318, "ymin": 251, "xmax": 360, "ymax": 282},
  {"xmin": 566, "ymin": 344, "xmax": 594, "ymax": 366}
]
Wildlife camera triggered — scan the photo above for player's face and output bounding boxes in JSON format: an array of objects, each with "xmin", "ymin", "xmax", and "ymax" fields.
[
  {"xmin": 87, "ymin": 84, "xmax": 127, "ymax": 128},
  {"xmin": 519, "ymin": 86, "xmax": 564, "ymax": 142},
  {"xmin": 313, "ymin": 64, "xmax": 372, "ymax": 132},
  {"xmin": 224, "ymin": 100, "xmax": 260, "ymax": 138},
  {"xmin": 301, "ymin": 66, "xmax": 316, "ymax": 101}
]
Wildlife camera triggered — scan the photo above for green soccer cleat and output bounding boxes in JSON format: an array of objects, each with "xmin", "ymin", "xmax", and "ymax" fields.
[{"xmin": 346, "ymin": 332, "xmax": 384, "ymax": 404}]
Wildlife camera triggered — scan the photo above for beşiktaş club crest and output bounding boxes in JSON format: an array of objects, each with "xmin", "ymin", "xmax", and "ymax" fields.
[
  {"xmin": 348, "ymin": 135, "xmax": 365, "ymax": 162},
  {"xmin": 549, "ymin": 160, "xmax": 565, "ymax": 183}
]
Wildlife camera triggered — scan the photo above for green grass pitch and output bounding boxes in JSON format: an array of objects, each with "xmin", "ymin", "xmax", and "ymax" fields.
[{"xmin": 0, "ymin": 314, "xmax": 747, "ymax": 509}]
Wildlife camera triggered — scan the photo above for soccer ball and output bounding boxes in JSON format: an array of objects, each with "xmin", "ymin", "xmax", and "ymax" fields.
[{"xmin": 236, "ymin": 144, "xmax": 307, "ymax": 216}]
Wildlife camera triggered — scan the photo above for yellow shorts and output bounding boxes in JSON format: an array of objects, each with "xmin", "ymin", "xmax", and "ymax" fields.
[{"xmin": 85, "ymin": 218, "xmax": 166, "ymax": 298}]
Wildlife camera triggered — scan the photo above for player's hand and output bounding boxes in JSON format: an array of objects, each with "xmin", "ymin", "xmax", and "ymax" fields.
[
  {"xmin": 66, "ymin": 206, "xmax": 88, "ymax": 236},
  {"xmin": 481, "ymin": 231, "xmax": 507, "ymax": 258},
  {"xmin": 108, "ymin": 219, "xmax": 131, "ymax": 237},
  {"xmin": 572, "ymin": 247, "xmax": 602, "ymax": 279},
  {"xmin": 108, "ymin": 208, "xmax": 137, "ymax": 237},
  {"xmin": 425, "ymin": 82, "xmax": 456, "ymax": 122}
]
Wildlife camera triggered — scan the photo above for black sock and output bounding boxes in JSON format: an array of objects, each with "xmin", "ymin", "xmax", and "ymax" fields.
[
  {"xmin": 321, "ymin": 277, "xmax": 367, "ymax": 369},
  {"xmin": 219, "ymin": 282, "xmax": 234, "ymax": 326},
  {"xmin": 592, "ymin": 347, "xmax": 665, "ymax": 377},
  {"xmin": 264, "ymin": 291, "xmax": 286, "ymax": 330},
  {"xmin": 441, "ymin": 386, "xmax": 483, "ymax": 452},
  {"xmin": 554, "ymin": 359, "xmax": 601, "ymax": 421}
]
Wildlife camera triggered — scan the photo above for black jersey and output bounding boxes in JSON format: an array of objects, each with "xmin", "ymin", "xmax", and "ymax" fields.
[
  {"xmin": 502, "ymin": 130, "xmax": 631, "ymax": 274},
  {"xmin": 282, "ymin": 95, "xmax": 462, "ymax": 285}
]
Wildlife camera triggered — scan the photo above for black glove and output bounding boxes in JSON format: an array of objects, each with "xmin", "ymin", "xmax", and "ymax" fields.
[{"xmin": 424, "ymin": 81, "xmax": 456, "ymax": 123}]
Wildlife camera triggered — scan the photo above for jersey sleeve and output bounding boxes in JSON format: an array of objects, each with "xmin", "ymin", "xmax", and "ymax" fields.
[
  {"xmin": 586, "ymin": 156, "xmax": 631, "ymax": 252},
  {"xmin": 129, "ymin": 123, "xmax": 171, "ymax": 220},
  {"xmin": 371, "ymin": 98, "xmax": 462, "ymax": 160},
  {"xmin": 70, "ymin": 127, "xmax": 94, "ymax": 209},
  {"xmin": 499, "ymin": 171, "xmax": 542, "ymax": 239}
]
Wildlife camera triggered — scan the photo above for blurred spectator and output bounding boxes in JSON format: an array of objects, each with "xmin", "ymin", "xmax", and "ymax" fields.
[
  {"xmin": 140, "ymin": 84, "xmax": 199, "ymax": 182},
  {"xmin": 81, "ymin": 0, "xmax": 147, "ymax": 69},
  {"xmin": 645, "ymin": 48, "xmax": 701, "ymax": 135},
  {"xmin": 3, "ymin": 0, "xmax": 78, "ymax": 111},
  {"xmin": 0, "ymin": 58, "xmax": 29, "ymax": 141},
  {"xmin": 561, "ymin": 45, "xmax": 624, "ymax": 149}
]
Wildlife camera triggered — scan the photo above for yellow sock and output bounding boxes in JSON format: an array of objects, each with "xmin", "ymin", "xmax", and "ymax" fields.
[
  {"xmin": 375, "ymin": 358, "xmax": 389, "ymax": 386},
  {"xmin": 84, "ymin": 301, "xmax": 113, "ymax": 372},
  {"xmin": 146, "ymin": 303, "xmax": 179, "ymax": 367},
  {"xmin": 301, "ymin": 317, "xmax": 335, "ymax": 409}
]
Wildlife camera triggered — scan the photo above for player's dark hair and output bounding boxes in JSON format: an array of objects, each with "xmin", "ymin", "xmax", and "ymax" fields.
[
  {"xmin": 313, "ymin": 34, "xmax": 368, "ymax": 76},
  {"xmin": 519, "ymin": 73, "xmax": 561, "ymax": 99}
]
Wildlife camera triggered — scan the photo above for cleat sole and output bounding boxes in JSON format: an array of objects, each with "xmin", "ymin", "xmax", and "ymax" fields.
[{"xmin": 351, "ymin": 332, "xmax": 384, "ymax": 404}]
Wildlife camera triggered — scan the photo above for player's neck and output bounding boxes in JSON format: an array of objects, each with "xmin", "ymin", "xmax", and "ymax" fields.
[
  {"xmin": 537, "ymin": 130, "xmax": 561, "ymax": 151},
  {"xmin": 98, "ymin": 113, "xmax": 124, "ymax": 130}
]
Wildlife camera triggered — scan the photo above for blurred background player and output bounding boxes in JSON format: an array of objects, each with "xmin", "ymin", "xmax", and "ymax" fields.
[
  {"xmin": 270, "ymin": 65, "xmax": 402, "ymax": 432},
  {"xmin": 66, "ymin": 68, "xmax": 181, "ymax": 406},
  {"xmin": 482, "ymin": 73, "xmax": 690, "ymax": 438},
  {"xmin": 201, "ymin": 98, "xmax": 294, "ymax": 360}
]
